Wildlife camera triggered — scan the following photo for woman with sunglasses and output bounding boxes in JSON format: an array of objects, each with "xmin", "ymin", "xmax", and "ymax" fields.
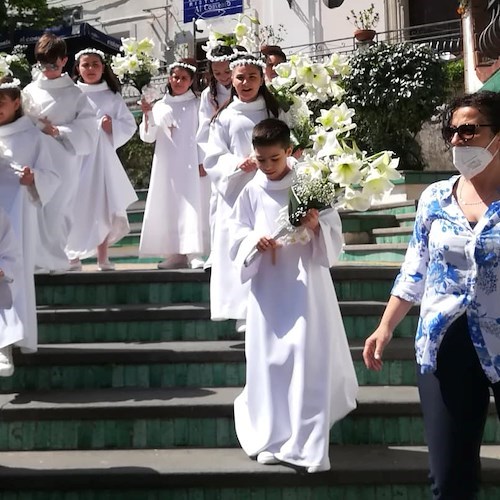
[{"xmin": 363, "ymin": 90, "xmax": 500, "ymax": 500}]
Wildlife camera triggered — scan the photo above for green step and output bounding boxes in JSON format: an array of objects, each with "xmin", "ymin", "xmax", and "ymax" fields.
[
  {"xmin": 0, "ymin": 386, "xmax": 497, "ymax": 451},
  {"xmin": 127, "ymin": 209, "xmax": 144, "ymax": 223},
  {"xmin": 396, "ymin": 212, "xmax": 416, "ymax": 228},
  {"xmin": 363, "ymin": 201, "xmax": 417, "ymax": 216},
  {"xmin": 135, "ymin": 190, "xmax": 148, "ymax": 202},
  {"xmin": 340, "ymin": 243, "xmax": 408, "ymax": 263},
  {"xmin": 372, "ymin": 227, "xmax": 413, "ymax": 244},
  {"xmin": 35, "ymin": 267, "xmax": 402, "ymax": 306},
  {"xmin": 339, "ymin": 213, "xmax": 398, "ymax": 233},
  {"xmin": 1, "ymin": 446, "xmax": 500, "ymax": 498},
  {"xmin": 0, "ymin": 339, "xmax": 416, "ymax": 391}
]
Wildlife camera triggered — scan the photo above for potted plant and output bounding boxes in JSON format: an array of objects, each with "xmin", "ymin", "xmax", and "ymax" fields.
[{"xmin": 346, "ymin": 3, "xmax": 380, "ymax": 42}]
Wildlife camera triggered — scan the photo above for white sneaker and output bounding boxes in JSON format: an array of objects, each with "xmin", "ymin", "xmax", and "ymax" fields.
[
  {"xmin": 235, "ymin": 319, "xmax": 246, "ymax": 333},
  {"xmin": 69, "ymin": 260, "xmax": 82, "ymax": 272},
  {"xmin": 0, "ymin": 345, "xmax": 14, "ymax": 377},
  {"xmin": 257, "ymin": 451, "xmax": 279, "ymax": 465},
  {"xmin": 189, "ymin": 257, "xmax": 205, "ymax": 270},
  {"xmin": 307, "ymin": 463, "xmax": 330, "ymax": 473},
  {"xmin": 157, "ymin": 255, "xmax": 188, "ymax": 270},
  {"xmin": 98, "ymin": 261, "xmax": 115, "ymax": 271}
]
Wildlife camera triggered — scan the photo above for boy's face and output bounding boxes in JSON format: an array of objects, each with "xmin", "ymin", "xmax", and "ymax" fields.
[
  {"xmin": 39, "ymin": 56, "xmax": 67, "ymax": 79},
  {"xmin": 254, "ymin": 143, "xmax": 292, "ymax": 181}
]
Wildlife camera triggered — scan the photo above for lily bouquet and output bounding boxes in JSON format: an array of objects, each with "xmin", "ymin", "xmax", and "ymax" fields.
[{"xmin": 111, "ymin": 37, "xmax": 160, "ymax": 102}]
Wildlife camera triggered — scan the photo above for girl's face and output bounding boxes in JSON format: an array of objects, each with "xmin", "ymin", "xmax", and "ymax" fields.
[
  {"xmin": 169, "ymin": 68, "xmax": 193, "ymax": 96},
  {"xmin": 0, "ymin": 93, "xmax": 20, "ymax": 126},
  {"xmin": 78, "ymin": 54, "xmax": 104, "ymax": 85},
  {"xmin": 211, "ymin": 61, "xmax": 232, "ymax": 87},
  {"xmin": 231, "ymin": 64, "xmax": 264, "ymax": 102}
]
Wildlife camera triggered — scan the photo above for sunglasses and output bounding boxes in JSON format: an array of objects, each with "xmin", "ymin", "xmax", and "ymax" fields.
[
  {"xmin": 37, "ymin": 62, "xmax": 60, "ymax": 71},
  {"xmin": 443, "ymin": 123, "xmax": 494, "ymax": 143}
]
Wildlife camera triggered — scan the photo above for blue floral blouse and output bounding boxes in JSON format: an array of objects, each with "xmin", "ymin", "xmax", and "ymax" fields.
[{"xmin": 392, "ymin": 176, "xmax": 500, "ymax": 382}]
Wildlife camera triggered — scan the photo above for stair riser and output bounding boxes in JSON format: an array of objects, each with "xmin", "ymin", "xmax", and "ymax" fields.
[
  {"xmin": 2, "ymin": 415, "xmax": 500, "ymax": 451},
  {"xmin": 374, "ymin": 235, "xmax": 412, "ymax": 244},
  {"xmin": 111, "ymin": 234, "xmax": 140, "ymax": 247},
  {"xmin": 36, "ymin": 281, "xmax": 398, "ymax": 306},
  {"xmin": 127, "ymin": 212, "xmax": 144, "ymax": 223},
  {"xmin": 37, "ymin": 316, "xmax": 418, "ymax": 344},
  {"xmin": 0, "ymin": 361, "xmax": 417, "ymax": 391},
  {"xmin": 339, "ymin": 251, "xmax": 406, "ymax": 263}
]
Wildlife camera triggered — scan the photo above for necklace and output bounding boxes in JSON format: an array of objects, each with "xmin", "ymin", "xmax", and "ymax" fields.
[{"xmin": 458, "ymin": 178, "xmax": 500, "ymax": 206}]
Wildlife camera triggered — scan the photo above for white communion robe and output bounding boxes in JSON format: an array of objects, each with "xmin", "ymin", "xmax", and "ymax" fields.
[
  {"xmin": 139, "ymin": 91, "xmax": 206, "ymax": 257},
  {"xmin": 196, "ymin": 83, "xmax": 232, "ymax": 262},
  {"xmin": 24, "ymin": 73, "xmax": 97, "ymax": 270},
  {"xmin": 202, "ymin": 96, "xmax": 274, "ymax": 321},
  {"xmin": 0, "ymin": 208, "xmax": 22, "ymax": 347},
  {"xmin": 66, "ymin": 81, "xmax": 138, "ymax": 260},
  {"xmin": 0, "ymin": 116, "xmax": 60, "ymax": 351},
  {"xmin": 229, "ymin": 169, "xmax": 359, "ymax": 471}
]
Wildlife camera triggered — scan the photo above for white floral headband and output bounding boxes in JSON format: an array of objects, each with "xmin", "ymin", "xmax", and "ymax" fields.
[
  {"xmin": 168, "ymin": 62, "xmax": 197, "ymax": 73},
  {"xmin": 0, "ymin": 78, "xmax": 21, "ymax": 89},
  {"xmin": 206, "ymin": 50, "xmax": 237, "ymax": 63},
  {"xmin": 75, "ymin": 48, "xmax": 106, "ymax": 61},
  {"xmin": 229, "ymin": 58, "xmax": 266, "ymax": 70}
]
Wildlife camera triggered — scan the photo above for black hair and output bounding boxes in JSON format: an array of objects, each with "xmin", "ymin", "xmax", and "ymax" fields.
[
  {"xmin": 34, "ymin": 33, "xmax": 67, "ymax": 63},
  {"xmin": 212, "ymin": 54, "xmax": 280, "ymax": 122},
  {"xmin": 206, "ymin": 45, "xmax": 237, "ymax": 110},
  {"xmin": 261, "ymin": 45, "xmax": 287, "ymax": 63},
  {"xmin": 252, "ymin": 118, "xmax": 291, "ymax": 149},
  {"xmin": 0, "ymin": 76, "xmax": 23, "ymax": 121},
  {"xmin": 166, "ymin": 58, "xmax": 199, "ymax": 96},
  {"xmin": 72, "ymin": 52, "xmax": 122, "ymax": 93},
  {"xmin": 442, "ymin": 91, "xmax": 500, "ymax": 142}
]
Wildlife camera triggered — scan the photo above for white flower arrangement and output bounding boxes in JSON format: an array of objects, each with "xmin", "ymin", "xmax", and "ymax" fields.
[{"xmin": 111, "ymin": 37, "xmax": 160, "ymax": 95}]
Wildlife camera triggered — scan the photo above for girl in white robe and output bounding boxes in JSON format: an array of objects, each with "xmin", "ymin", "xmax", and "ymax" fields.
[
  {"xmin": 196, "ymin": 45, "xmax": 237, "ymax": 269},
  {"xmin": 202, "ymin": 55, "xmax": 281, "ymax": 328},
  {"xmin": 66, "ymin": 49, "xmax": 138, "ymax": 270},
  {"xmin": 23, "ymin": 33, "xmax": 97, "ymax": 272},
  {"xmin": 229, "ymin": 118, "xmax": 358, "ymax": 473},
  {"xmin": 139, "ymin": 60, "xmax": 205, "ymax": 269},
  {"xmin": 0, "ymin": 76, "xmax": 60, "ymax": 356},
  {"xmin": 0, "ymin": 207, "xmax": 22, "ymax": 376}
]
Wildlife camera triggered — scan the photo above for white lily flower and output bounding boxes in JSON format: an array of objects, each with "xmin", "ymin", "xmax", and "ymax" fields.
[
  {"xmin": 121, "ymin": 37, "xmax": 138, "ymax": 54},
  {"xmin": 370, "ymin": 152, "xmax": 402, "ymax": 180},
  {"xmin": 342, "ymin": 187, "xmax": 372, "ymax": 211},
  {"xmin": 362, "ymin": 171, "xmax": 395, "ymax": 199},
  {"xmin": 329, "ymin": 154, "xmax": 364, "ymax": 186},
  {"xmin": 316, "ymin": 131, "xmax": 342, "ymax": 159},
  {"xmin": 234, "ymin": 22, "xmax": 249, "ymax": 39},
  {"xmin": 137, "ymin": 38, "xmax": 155, "ymax": 55}
]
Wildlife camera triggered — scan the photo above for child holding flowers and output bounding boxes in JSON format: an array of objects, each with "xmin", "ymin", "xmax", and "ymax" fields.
[
  {"xmin": 202, "ymin": 54, "xmax": 280, "ymax": 331},
  {"xmin": 229, "ymin": 118, "xmax": 358, "ymax": 473},
  {"xmin": 139, "ymin": 59, "xmax": 206, "ymax": 269},
  {"xmin": 66, "ymin": 48, "xmax": 138, "ymax": 271},
  {"xmin": 0, "ymin": 74, "xmax": 60, "ymax": 357}
]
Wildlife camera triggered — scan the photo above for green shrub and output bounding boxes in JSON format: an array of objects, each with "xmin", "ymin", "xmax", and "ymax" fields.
[
  {"xmin": 342, "ymin": 42, "xmax": 447, "ymax": 170},
  {"xmin": 117, "ymin": 115, "xmax": 154, "ymax": 189}
]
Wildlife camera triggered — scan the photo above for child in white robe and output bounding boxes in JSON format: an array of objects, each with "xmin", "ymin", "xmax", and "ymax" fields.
[
  {"xmin": 139, "ymin": 59, "xmax": 205, "ymax": 270},
  {"xmin": 202, "ymin": 54, "xmax": 280, "ymax": 332},
  {"xmin": 23, "ymin": 33, "xmax": 97, "ymax": 272},
  {"xmin": 229, "ymin": 118, "xmax": 359, "ymax": 473},
  {"xmin": 0, "ymin": 207, "xmax": 21, "ymax": 376},
  {"xmin": 196, "ymin": 45, "xmax": 237, "ymax": 269},
  {"xmin": 0, "ymin": 76, "xmax": 60, "ymax": 357},
  {"xmin": 66, "ymin": 48, "xmax": 138, "ymax": 271}
]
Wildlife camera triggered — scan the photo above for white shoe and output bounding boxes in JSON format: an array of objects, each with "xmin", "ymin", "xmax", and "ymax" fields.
[
  {"xmin": 69, "ymin": 260, "xmax": 82, "ymax": 271},
  {"xmin": 257, "ymin": 451, "xmax": 279, "ymax": 465},
  {"xmin": 235, "ymin": 319, "xmax": 246, "ymax": 333},
  {"xmin": 189, "ymin": 257, "xmax": 205, "ymax": 270},
  {"xmin": 98, "ymin": 261, "xmax": 115, "ymax": 271},
  {"xmin": 307, "ymin": 463, "xmax": 330, "ymax": 473},
  {"xmin": 157, "ymin": 255, "xmax": 188, "ymax": 270},
  {"xmin": 0, "ymin": 345, "xmax": 14, "ymax": 377}
]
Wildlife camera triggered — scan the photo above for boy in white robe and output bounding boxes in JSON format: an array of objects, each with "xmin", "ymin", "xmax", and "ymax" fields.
[
  {"xmin": 24, "ymin": 33, "xmax": 97, "ymax": 272},
  {"xmin": 229, "ymin": 118, "xmax": 359, "ymax": 473}
]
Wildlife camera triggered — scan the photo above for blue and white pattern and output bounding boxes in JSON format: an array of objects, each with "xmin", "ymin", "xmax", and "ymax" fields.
[{"xmin": 392, "ymin": 176, "xmax": 500, "ymax": 382}]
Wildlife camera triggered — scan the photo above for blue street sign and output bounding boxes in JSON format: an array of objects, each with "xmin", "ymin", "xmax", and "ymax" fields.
[{"xmin": 183, "ymin": 0, "xmax": 244, "ymax": 24}]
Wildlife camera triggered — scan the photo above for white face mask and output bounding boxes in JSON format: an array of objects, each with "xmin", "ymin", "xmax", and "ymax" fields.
[{"xmin": 452, "ymin": 135, "xmax": 498, "ymax": 180}]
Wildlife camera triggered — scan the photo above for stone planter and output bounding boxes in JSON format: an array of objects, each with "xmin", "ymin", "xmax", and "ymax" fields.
[{"xmin": 354, "ymin": 29, "xmax": 376, "ymax": 42}]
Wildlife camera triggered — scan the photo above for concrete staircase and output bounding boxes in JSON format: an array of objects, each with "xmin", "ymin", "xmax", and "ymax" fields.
[{"xmin": 2, "ymin": 196, "xmax": 500, "ymax": 499}]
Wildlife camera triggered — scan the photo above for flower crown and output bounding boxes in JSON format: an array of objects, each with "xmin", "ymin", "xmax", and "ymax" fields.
[
  {"xmin": 0, "ymin": 78, "xmax": 21, "ymax": 89},
  {"xmin": 167, "ymin": 62, "xmax": 197, "ymax": 73},
  {"xmin": 75, "ymin": 48, "xmax": 106, "ymax": 61},
  {"xmin": 206, "ymin": 49, "xmax": 237, "ymax": 63},
  {"xmin": 229, "ymin": 58, "xmax": 266, "ymax": 70}
]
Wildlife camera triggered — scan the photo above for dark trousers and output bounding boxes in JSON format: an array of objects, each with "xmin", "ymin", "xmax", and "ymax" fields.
[{"xmin": 417, "ymin": 314, "xmax": 500, "ymax": 500}]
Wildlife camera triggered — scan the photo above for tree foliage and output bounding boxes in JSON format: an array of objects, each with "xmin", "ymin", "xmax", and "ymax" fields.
[
  {"xmin": 0, "ymin": 0, "xmax": 65, "ymax": 35},
  {"xmin": 342, "ymin": 43, "xmax": 447, "ymax": 170}
]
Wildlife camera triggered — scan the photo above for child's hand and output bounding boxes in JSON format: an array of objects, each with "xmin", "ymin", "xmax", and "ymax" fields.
[
  {"xmin": 199, "ymin": 164, "xmax": 207, "ymax": 177},
  {"xmin": 19, "ymin": 166, "xmax": 35, "ymax": 186},
  {"xmin": 101, "ymin": 115, "xmax": 113, "ymax": 134},
  {"xmin": 39, "ymin": 117, "xmax": 59, "ymax": 137},
  {"xmin": 238, "ymin": 157, "xmax": 258, "ymax": 173},
  {"xmin": 256, "ymin": 236, "xmax": 281, "ymax": 253},
  {"xmin": 300, "ymin": 209, "xmax": 320, "ymax": 232}
]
